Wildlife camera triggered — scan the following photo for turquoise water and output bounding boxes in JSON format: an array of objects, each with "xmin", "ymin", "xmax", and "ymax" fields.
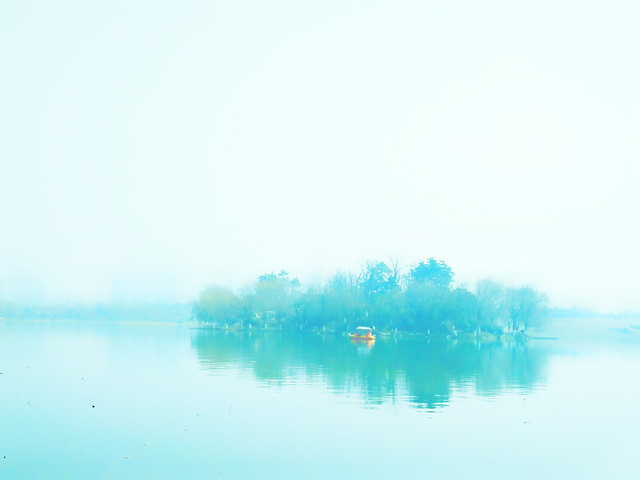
[{"xmin": 1, "ymin": 319, "xmax": 639, "ymax": 479}]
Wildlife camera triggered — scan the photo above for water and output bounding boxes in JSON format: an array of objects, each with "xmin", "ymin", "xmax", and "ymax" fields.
[{"xmin": 1, "ymin": 319, "xmax": 639, "ymax": 479}]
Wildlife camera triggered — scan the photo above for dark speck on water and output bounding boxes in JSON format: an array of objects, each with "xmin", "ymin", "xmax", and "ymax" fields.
[{"xmin": 1, "ymin": 318, "xmax": 639, "ymax": 479}]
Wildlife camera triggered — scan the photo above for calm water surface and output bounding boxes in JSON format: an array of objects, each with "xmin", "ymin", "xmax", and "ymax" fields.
[{"xmin": 1, "ymin": 319, "xmax": 639, "ymax": 479}]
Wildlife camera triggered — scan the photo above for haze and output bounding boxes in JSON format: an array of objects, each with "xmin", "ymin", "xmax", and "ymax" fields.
[{"xmin": 1, "ymin": 1, "xmax": 639, "ymax": 311}]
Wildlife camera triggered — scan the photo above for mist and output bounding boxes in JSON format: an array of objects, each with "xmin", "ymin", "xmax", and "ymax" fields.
[{"xmin": 2, "ymin": 1, "xmax": 639, "ymax": 311}]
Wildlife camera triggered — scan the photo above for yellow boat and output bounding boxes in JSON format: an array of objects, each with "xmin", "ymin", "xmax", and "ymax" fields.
[{"xmin": 349, "ymin": 326, "xmax": 375, "ymax": 341}]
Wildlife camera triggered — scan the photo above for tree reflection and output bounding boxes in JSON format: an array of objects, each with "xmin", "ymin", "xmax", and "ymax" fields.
[{"xmin": 191, "ymin": 331, "xmax": 551, "ymax": 410}]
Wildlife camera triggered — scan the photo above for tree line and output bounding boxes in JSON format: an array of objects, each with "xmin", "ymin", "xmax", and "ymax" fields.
[{"xmin": 193, "ymin": 258, "xmax": 547, "ymax": 336}]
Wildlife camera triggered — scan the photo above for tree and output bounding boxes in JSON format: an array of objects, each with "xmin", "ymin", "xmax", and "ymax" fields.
[
  {"xmin": 404, "ymin": 282, "xmax": 447, "ymax": 333},
  {"xmin": 323, "ymin": 272, "xmax": 366, "ymax": 331},
  {"xmin": 446, "ymin": 287, "xmax": 479, "ymax": 333},
  {"xmin": 194, "ymin": 261, "xmax": 549, "ymax": 336},
  {"xmin": 408, "ymin": 258, "xmax": 454, "ymax": 289},
  {"xmin": 195, "ymin": 286, "xmax": 242, "ymax": 326},
  {"xmin": 360, "ymin": 261, "xmax": 395, "ymax": 297},
  {"xmin": 505, "ymin": 286, "xmax": 547, "ymax": 332},
  {"xmin": 475, "ymin": 279, "xmax": 508, "ymax": 333},
  {"xmin": 388, "ymin": 258, "xmax": 403, "ymax": 290},
  {"xmin": 253, "ymin": 271, "xmax": 300, "ymax": 327}
]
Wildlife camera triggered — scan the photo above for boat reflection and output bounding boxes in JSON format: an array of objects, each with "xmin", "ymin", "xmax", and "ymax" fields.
[
  {"xmin": 191, "ymin": 330, "xmax": 551, "ymax": 410},
  {"xmin": 351, "ymin": 337, "xmax": 375, "ymax": 354}
]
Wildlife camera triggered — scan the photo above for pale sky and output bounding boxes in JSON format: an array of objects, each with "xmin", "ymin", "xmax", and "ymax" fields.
[{"xmin": 1, "ymin": 0, "xmax": 639, "ymax": 311}]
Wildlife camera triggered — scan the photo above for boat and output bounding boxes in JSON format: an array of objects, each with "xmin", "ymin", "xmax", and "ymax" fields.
[{"xmin": 350, "ymin": 326, "xmax": 375, "ymax": 341}]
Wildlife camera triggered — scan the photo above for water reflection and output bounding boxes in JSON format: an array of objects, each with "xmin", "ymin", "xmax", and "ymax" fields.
[{"xmin": 191, "ymin": 330, "xmax": 551, "ymax": 410}]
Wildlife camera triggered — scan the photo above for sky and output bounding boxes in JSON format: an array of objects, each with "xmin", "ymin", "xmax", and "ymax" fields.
[{"xmin": 1, "ymin": 0, "xmax": 639, "ymax": 311}]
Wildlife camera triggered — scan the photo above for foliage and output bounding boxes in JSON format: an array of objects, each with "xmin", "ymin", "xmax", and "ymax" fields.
[
  {"xmin": 360, "ymin": 261, "xmax": 397, "ymax": 297},
  {"xmin": 194, "ymin": 259, "xmax": 548, "ymax": 335},
  {"xmin": 408, "ymin": 258, "xmax": 454, "ymax": 289},
  {"xmin": 476, "ymin": 279, "xmax": 509, "ymax": 332},
  {"xmin": 505, "ymin": 286, "xmax": 548, "ymax": 332},
  {"xmin": 195, "ymin": 286, "xmax": 242, "ymax": 326}
]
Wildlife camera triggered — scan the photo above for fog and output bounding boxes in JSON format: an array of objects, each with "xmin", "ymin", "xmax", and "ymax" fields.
[{"xmin": 1, "ymin": 1, "xmax": 639, "ymax": 311}]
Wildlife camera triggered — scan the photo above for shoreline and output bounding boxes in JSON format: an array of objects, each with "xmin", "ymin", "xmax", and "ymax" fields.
[{"xmin": 193, "ymin": 324, "xmax": 554, "ymax": 343}]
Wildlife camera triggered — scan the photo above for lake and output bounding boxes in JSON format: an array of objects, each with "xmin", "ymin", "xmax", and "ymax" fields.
[{"xmin": 1, "ymin": 318, "xmax": 639, "ymax": 479}]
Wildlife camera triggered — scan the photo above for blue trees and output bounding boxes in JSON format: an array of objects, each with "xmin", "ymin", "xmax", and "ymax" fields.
[
  {"xmin": 408, "ymin": 258, "xmax": 454, "ymax": 289},
  {"xmin": 505, "ymin": 286, "xmax": 547, "ymax": 333},
  {"xmin": 195, "ymin": 286, "xmax": 242, "ymax": 327},
  {"xmin": 194, "ymin": 259, "xmax": 547, "ymax": 336}
]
